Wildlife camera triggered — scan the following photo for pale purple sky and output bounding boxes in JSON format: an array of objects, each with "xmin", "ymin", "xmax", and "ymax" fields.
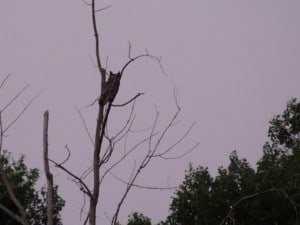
[{"xmin": 1, "ymin": 0, "xmax": 300, "ymax": 224}]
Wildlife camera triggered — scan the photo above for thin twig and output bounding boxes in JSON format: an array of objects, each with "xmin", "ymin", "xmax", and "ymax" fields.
[
  {"xmin": 59, "ymin": 145, "xmax": 71, "ymax": 165},
  {"xmin": 112, "ymin": 93, "xmax": 144, "ymax": 107},
  {"xmin": 100, "ymin": 133, "xmax": 158, "ymax": 184},
  {"xmin": 95, "ymin": 4, "xmax": 112, "ymax": 13},
  {"xmin": 3, "ymin": 89, "xmax": 43, "ymax": 133},
  {"xmin": 0, "ymin": 73, "xmax": 12, "ymax": 90},
  {"xmin": 49, "ymin": 158, "xmax": 92, "ymax": 197},
  {"xmin": 76, "ymin": 105, "xmax": 95, "ymax": 146},
  {"xmin": 83, "ymin": 0, "xmax": 92, "ymax": 6},
  {"xmin": 154, "ymin": 122, "xmax": 197, "ymax": 157},
  {"xmin": 1, "ymin": 84, "xmax": 30, "ymax": 113},
  {"xmin": 108, "ymin": 169, "xmax": 178, "ymax": 190},
  {"xmin": 160, "ymin": 142, "xmax": 200, "ymax": 159}
]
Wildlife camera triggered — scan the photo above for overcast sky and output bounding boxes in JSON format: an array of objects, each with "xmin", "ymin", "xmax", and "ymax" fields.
[{"xmin": 1, "ymin": 0, "xmax": 300, "ymax": 224}]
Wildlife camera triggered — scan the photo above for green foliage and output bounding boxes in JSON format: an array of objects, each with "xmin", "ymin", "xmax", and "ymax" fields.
[
  {"xmin": 127, "ymin": 212, "xmax": 152, "ymax": 225},
  {"xmin": 0, "ymin": 151, "xmax": 65, "ymax": 225},
  {"xmin": 160, "ymin": 98, "xmax": 300, "ymax": 225},
  {"xmin": 268, "ymin": 98, "xmax": 300, "ymax": 150}
]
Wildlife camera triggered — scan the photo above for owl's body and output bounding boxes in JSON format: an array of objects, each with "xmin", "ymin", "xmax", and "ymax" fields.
[{"xmin": 99, "ymin": 71, "xmax": 121, "ymax": 105}]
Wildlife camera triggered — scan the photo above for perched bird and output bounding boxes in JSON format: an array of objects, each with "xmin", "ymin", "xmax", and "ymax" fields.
[{"xmin": 99, "ymin": 71, "xmax": 121, "ymax": 106}]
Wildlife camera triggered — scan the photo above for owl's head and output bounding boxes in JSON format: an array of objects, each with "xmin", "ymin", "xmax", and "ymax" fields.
[{"xmin": 109, "ymin": 71, "xmax": 121, "ymax": 80}]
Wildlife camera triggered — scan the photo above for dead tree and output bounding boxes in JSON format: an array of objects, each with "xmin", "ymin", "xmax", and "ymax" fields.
[
  {"xmin": 0, "ymin": 2, "xmax": 198, "ymax": 225},
  {"xmin": 75, "ymin": 2, "xmax": 198, "ymax": 225}
]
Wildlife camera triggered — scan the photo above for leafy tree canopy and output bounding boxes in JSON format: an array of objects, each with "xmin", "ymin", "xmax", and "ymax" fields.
[
  {"xmin": 127, "ymin": 212, "xmax": 152, "ymax": 225},
  {"xmin": 0, "ymin": 151, "xmax": 65, "ymax": 225},
  {"xmin": 160, "ymin": 98, "xmax": 300, "ymax": 225}
]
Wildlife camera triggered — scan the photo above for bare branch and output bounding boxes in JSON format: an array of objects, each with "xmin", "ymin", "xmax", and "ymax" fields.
[
  {"xmin": 120, "ymin": 54, "xmax": 149, "ymax": 76},
  {"xmin": 128, "ymin": 160, "xmax": 137, "ymax": 184},
  {"xmin": 80, "ymin": 103, "xmax": 136, "ymax": 180},
  {"xmin": 60, "ymin": 145, "xmax": 71, "ymax": 165},
  {"xmin": 111, "ymin": 158, "xmax": 147, "ymax": 225},
  {"xmin": 154, "ymin": 122, "xmax": 197, "ymax": 158},
  {"xmin": 0, "ymin": 73, "xmax": 12, "ymax": 90},
  {"xmin": 3, "ymin": 89, "xmax": 43, "ymax": 133},
  {"xmin": 100, "ymin": 133, "xmax": 158, "ymax": 185},
  {"xmin": 150, "ymin": 105, "xmax": 181, "ymax": 156},
  {"xmin": 86, "ymin": 95, "xmax": 101, "ymax": 108},
  {"xmin": 76, "ymin": 105, "xmax": 95, "ymax": 146},
  {"xmin": 160, "ymin": 142, "xmax": 200, "ymax": 159},
  {"xmin": 43, "ymin": 110, "xmax": 54, "ymax": 225},
  {"xmin": 108, "ymin": 169, "xmax": 178, "ymax": 190},
  {"xmin": 120, "ymin": 42, "xmax": 167, "ymax": 76},
  {"xmin": 91, "ymin": 0, "xmax": 105, "ymax": 79},
  {"xmin": 112, "ymin": 93, "xmax": 144, "ymax": 107},
  {"xmin": 111, "ymin": 103, "xmax": 136, "ymax": 142},
  {"xmin": 88, "ymin": 54, "xmax": 99, "ymax": 68},
  {"xmin": 80, "ymin": 191, "xmax": 87, "ymax": 222},
  {"xmin": 145, "ymin": 49, "xmax": 166, "ymax": 75},
  {"xmin": 148, "ymin": 108, "xmax": 159, "ymax": 154},
  {"xmin": 83, "ymin": 0, "xmax": 92, "ymax": 6},
  {"xmin": 95, "ymin": 4, "xmax": 112, "ymax": 13},
  {"xmin": 1, "ymin": 84, "xmax": 30, "ymax": 113},
  {"xmin": 49, "ymin": 158, "xmax": 92, "ymax": 197}
]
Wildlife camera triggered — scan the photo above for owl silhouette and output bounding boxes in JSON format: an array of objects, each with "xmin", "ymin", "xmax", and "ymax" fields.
[{"xmin": 99, "ymin": 71, "xmax": 121, "ymax": 105}]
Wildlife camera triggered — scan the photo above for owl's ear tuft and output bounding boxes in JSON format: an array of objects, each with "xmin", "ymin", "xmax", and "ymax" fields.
[{"xmin": 110, "ymin": 71, "xmax": 113, "ymax": 75}]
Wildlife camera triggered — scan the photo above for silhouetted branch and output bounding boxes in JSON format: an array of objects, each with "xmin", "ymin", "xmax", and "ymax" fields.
[
  {"xmin": 3, "ymin": 89, "xmax": 43, "ymax": 133},
  {"xmin": 0, "ymin": 73, "xmax": 12, "ymax": 90},
  {"xmin": 154, "ymin": 121, "xmax": 197, "ymax": 158},
  {"xmin": 95, "ymin": 4, "xmax": 112, "ymax": 13},
  {"xmin": 49, "ymin": 158, "xmax": 92, "ymax": 197},
  {"xmin": 112, "ymin": 93, "xmax": 144, "ymax": 107},
  {"xmin": 120, "ymin": 43, "xmax": 166, "ymax": 76},
  {"xmin": 100, "ymin": 133, "xmax": 158, "ymax": 185},
  {"xmin": 83, "ymin": 0, "xmax": 92, "ymax": 6},
  {"xmin": 1, "ymin": 84, "xmax": 30, "ymax": 113},
  {"xmin": 76, "ymin": 106, "xmax": 95, "ymax": 146},
  {"xmin": 161, "ymin": 142, "xmax": 200, "ymax": 160},
  {"xmin": 108, "ymin": 169, "xmax": 178, "ymax": 190},
  {"xmin": 59, "ymin": 145, "xmax": 71, "ymax": 165}
]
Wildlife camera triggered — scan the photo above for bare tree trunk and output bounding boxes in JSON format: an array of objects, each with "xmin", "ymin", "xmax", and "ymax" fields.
[
  {"xmin": 43, "ymin": 110, "xmax": 54, "ymax": 225},
  {"xmin": 88, "ymin": 0, "xmax": 108, "ymax": 224},
  {"xmin": 89, "ymin": 104, "xmax": 104, "ymax": 225}
]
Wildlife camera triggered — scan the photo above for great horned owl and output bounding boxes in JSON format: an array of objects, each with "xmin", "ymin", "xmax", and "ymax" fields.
[{"xmin": 99, "ymin": 71, "xmax": 121, "ymax": 106}]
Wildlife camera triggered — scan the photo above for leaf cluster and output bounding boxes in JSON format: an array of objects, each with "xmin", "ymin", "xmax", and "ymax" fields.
[{"xmin": 0, "ymin": 151, "xmax": 65, "ymax": 225}]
